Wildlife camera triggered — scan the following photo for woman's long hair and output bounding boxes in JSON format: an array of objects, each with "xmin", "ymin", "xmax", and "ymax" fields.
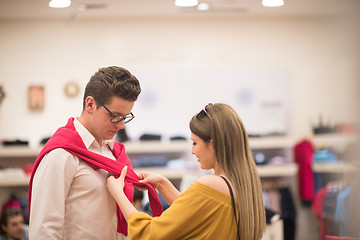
[{"xmin": 190, "ymin": 103, "xmax": 266, "ymax": 240}]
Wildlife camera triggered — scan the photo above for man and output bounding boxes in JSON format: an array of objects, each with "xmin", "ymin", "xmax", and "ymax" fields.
[
  {"xmin": 0, "ymin": 208, "xmax": 28, "ymax": 240},
  {"xmin": 29, "ymin": 66, "xmax": 143, "ymax": 239}
]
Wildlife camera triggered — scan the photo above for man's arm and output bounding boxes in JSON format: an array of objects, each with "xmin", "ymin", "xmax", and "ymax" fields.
[{"xmin": 29, "ymin": 149, "xmax": 77, "ymax": 239}]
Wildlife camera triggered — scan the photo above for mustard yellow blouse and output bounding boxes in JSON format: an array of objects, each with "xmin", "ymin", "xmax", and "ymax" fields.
[{"xmin": 128, "ymin": 181, "xmax": 238, "ymax": 240}]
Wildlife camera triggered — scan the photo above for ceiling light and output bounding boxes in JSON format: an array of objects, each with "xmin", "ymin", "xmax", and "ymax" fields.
[
  {"xmin": 175, "ymin": 0, "xmax": 198, "ymax": 7},
  {"xmin": 197, "ymin": 3, "xmax": 210, "ymax": 11},
  {"xmin": 262, "ymin": 0, "xmax": 284, "ymax": 7},
  {"xmin": 49, "ymin": 0, "xmax": 71, "ymax": 8}
]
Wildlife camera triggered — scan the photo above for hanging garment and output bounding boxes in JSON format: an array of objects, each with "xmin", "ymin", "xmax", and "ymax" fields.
[
  {"xmin": 312, "ymin": 186, "xmax": 329, "ymax": 240},
  {"xmin": 279, "ymin": 187, "xmax": 297, "ymax": 240},
  {"xmin": 28, "ymin": 117, "xmax": 163, "ymax": 235},
  {"xmin": 294, "ymin": 139, "xmax": 315, "ymax": 204},
  {"xmin": 325, "ymin": 236, "xmax": 360, "ymax": 240},
  {"xmin": 322, "ymin": 186, "xmax": 340, "ymax": 236},
  {"xmin": 334, "ymin": 187, "xmax": 353, "ymax": 236}
]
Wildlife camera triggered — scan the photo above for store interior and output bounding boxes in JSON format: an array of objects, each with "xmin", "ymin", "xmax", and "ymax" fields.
[{"xmin": 0, "ymin": 0, "xmax": 360, "ymax": 239}]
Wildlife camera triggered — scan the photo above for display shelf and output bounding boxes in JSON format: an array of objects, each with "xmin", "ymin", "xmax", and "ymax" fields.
[
  {"xmin": 0, "ymin": 146, "xmax": 41, "ymax": 158},
  {"xmin": 249, "ymin": 136, "xmax": 294, "ymax": 149},
  {"xmin": 312, "ymin": 162, "xmax": 359, "ymax": 173},
  {"xmin": 257, "ymin": 163, "xmax": 298, "ymax": 177},
  {"xmin": 124, "ymin": 141, "xmax": 191, "ymax": 154},
  {"xmin": 133, "ymin": 167, "xmax": 186, "ymax": 179},
  {"xmin": 0, "ymin": 163, "xmax": 298, "ymax": 187},
  {"xmin": 0, "ymin": 142, "xmax": 191, "ymax": 157},
  {"xmin": 312, "ymin": 133, "xmax": 357, "ymax": 150},
  {"xmin": 0, "ymin": 137, "xmax": 298, "ymax": 187},
  {"xmin": 0, "ymin": 176, "xmax": 30, "ymax": 187},
  {"xmin": 0, "ymin": 137, "xmax": 293, "ymax": 159},
  {"xmin": 0, "ymin": 136, "xmax": 295, "ymax": 158},
  {"xmin": 126, "ymin": 137, "xmax": 295, "ymax": 152}
]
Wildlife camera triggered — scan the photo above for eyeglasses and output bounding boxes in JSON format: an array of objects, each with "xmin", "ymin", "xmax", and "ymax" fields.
[{"xmin": 96, "ymin": 99, "xmax": 135, "ymax": 124}]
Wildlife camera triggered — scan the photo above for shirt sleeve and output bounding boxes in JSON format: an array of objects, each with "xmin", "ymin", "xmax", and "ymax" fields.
[{"xmin": 29, "ymin": 148, "xmax": 77, "ymax": 239}]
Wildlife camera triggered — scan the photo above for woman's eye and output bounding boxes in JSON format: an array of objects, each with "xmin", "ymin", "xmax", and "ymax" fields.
[{"xmin": 192, "ymin": 142, "xmax": 196, "ymax": 146}]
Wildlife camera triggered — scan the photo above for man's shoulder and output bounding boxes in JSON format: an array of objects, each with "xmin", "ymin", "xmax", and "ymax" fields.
[
  {"xmin": 45, "ymin": 147, "xmax": 73, "ymax": 156},
  {"xmin": 43, "ymin": 147, "xmax": 78, "ymax": 163}
]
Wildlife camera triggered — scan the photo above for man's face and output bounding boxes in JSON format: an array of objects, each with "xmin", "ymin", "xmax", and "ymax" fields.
[
  {"xmin": 91, "ymin": 96, "xmax": 135, "ymax": 143},
  {"xmin": 2, "ymin": 215, "xmax": 25, "ymax": 239}
]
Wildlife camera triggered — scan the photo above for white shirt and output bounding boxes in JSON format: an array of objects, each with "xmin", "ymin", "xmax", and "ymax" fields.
[{"xmin": 30, "ymin": 118, "xmax": 127, "ymax": 240}]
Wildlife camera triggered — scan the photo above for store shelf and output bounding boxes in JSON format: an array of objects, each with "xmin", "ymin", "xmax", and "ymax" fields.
[
  {"xmin": 257, "ymin": 163, "xmax": 298, "ymax": 177},
  {"xmin": 0, "ymin": 142, "xmax": 191, "ymax": 158},
  {"xmin": 124, "ymin": 141, "xmax": 191, "ymax": 154},
  {"xmin": 0, "ymin": 146, "xmax": 40, "ymax": 158},
  {"xmin": 134, "ymin": 167, "xmax": 186, "ymax": 179},
  {"xmin": 312, "ymin": 162, "xmax": 359, "ymax": 173},
  {"xmin": 312, "ymin": 133, "xmax": 357, "ymax": 150},
  {"xmin": 0, "ymin": 137, "xmax": 298, "ymax": 187},
  {"xmin": 136, "ymin": 164, "xmax": 298, "ymax": 179},
  {"xmin": 0, "ymin": 176, "xmax": 30, "ymax": 187},
  {"xmin": 0, "ymin": 163, "xmax": 298, "ymax": 187},
  {"xmin": 249, "ymin": 136, "xmax": 294, "ymax": 149},
  {"xmin": 0, "ymin": 136, "xmax": 296, "ymax": 158}
]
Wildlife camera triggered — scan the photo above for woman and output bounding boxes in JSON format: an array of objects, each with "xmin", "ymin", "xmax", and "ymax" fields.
[{"xmin": 107, "ymin": 103, "xmax": 266, "ymax": 239}]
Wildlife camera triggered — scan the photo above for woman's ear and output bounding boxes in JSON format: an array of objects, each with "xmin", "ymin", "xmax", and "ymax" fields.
[{"xmin": 209, "ymin": 139, "xmax": 215, "ymax": 153}]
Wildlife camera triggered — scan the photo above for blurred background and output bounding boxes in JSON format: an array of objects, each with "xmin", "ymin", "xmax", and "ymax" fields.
[{"xmin": 0, "ymin": 0, "xmax": 359, "ymax": 239}]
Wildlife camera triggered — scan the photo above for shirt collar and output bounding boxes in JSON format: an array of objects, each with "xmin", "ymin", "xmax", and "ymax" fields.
[{"xmin": 73, "ymin": 118, "xmax": 115, "ymax": 150}]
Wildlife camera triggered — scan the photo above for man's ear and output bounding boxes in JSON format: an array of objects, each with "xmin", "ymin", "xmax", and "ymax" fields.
[
  {"xmin": 1, "ymin": 223, "xmax": 7, "ymax": 232},
  {"xmin": 85, "ymin": 96, "xmax": 96, "ymax": 114}
]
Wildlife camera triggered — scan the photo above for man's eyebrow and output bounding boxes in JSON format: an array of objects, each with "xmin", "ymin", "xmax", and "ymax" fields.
[{"xmin": 113, "ymin": 110, "xmax": 130, "ymax": 116}]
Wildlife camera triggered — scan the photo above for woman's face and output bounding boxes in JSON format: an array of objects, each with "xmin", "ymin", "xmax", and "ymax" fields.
[{"xmin": 191, "ymin": 132, "xmax": 217, "ymax": 170}]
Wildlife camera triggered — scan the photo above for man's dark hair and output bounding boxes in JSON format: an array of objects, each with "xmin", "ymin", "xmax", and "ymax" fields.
[
  {"xmin": 83, "ymin": 66, "xmax": 141, "ymax": 109},
  {"xmin": 0, "ymin": 208, "xmax": 24, "ymax": 235}
]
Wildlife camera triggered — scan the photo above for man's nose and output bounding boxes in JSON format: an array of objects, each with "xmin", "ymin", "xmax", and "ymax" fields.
[{"xmin": 115, "ymin": 120, "xmax": 125, "ymax": 129}]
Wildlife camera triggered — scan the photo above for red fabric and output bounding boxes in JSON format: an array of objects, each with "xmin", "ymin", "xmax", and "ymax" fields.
[
  {"xmin": 311, "ymin": 187, "xmax": 328, "ymax": 240},
  {"xmin": 28, "ymin": 118, "xmax": 163, "ymax": 235},
  {"xmin": 1, "ymin": 199, "xmax": 21, "ymax": 213},
  {"xmin": 326, "ymin": 236, "xmax": 360, "ymax": 240},
  {"xmin": 294, "ymin": 139, "xmax": 314, "ymax": 202}
]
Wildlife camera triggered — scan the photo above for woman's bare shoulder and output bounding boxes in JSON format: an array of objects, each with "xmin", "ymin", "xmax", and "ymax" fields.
[{"xmin": 197, "ymin": 175, "xmax": 230, "ymax": 195}]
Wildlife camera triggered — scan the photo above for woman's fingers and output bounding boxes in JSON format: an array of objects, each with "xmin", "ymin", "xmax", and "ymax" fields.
[{"xmin": 121, "ymin": 166, "xmax": 127, "ymax": 179}]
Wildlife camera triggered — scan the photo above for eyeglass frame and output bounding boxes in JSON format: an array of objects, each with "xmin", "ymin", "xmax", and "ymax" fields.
[{"xmin": 95, "ymin": 98, "xmax": 135, "ymax": 124}]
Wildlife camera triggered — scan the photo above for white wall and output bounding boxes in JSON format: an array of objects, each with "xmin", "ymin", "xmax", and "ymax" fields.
[{"xmin": 0, "ymin": 14, "xmax": 359, "ymax": 146}]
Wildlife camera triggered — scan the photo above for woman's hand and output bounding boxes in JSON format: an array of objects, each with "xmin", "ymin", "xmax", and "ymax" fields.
[
  {"xmin": 107, "ymin": 166, "xmax": 127, "ymax": 198},
  {"xmin": 137, "ymin": 171, "xmax": 165, "ymax": 189},
  {"xmin": 106, "ymin": 166, "xmax": 139, "ymax": 221},
  {"xmin": 137, "ymin": 171, "xmax": 180, "ymax": 206}
]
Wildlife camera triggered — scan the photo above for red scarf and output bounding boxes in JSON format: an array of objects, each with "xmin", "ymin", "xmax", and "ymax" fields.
[{"xmin": 28, "ymin": 118, "xmax": 163, "ymax": 235}]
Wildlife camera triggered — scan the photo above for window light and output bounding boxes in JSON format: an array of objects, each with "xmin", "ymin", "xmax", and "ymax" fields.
[
  {"xmin": 262, "ymin": 0, "xmax": 284, "ymax": 7},
  {"xmin": 49, "ymin": 0, "xmax": 71, "ymax": 8}
]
